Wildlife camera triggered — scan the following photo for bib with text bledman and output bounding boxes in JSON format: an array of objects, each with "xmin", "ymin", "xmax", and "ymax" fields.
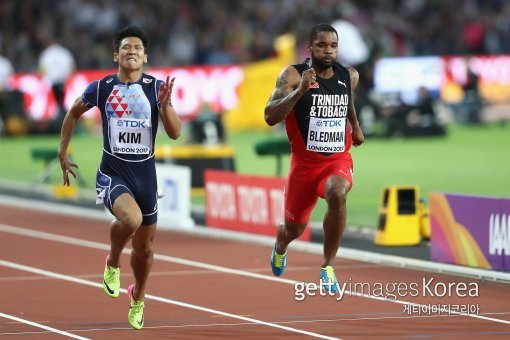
[{"xmin": 306, "ymin": 117, "xmax": 346, "ymax": 153}]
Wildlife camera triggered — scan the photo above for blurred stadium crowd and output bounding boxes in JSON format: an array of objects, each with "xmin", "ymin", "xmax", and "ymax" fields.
[{"xmin": 1, "ymin": 0, "xmax": 509, "ymax": 72}]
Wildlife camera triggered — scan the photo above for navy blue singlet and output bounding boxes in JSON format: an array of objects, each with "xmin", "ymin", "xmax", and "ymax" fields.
[{"xmin": 83, "ymin": 73, "xmax": 165, "ymax": 225}]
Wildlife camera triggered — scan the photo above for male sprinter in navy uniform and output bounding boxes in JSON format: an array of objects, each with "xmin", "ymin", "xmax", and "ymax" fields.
[
  {"xmin": 265, "ymin": 23, "xmax": 364, "ymax": 291},
  {"xmin": 58, "ymin": 25, "xmax": 181, "ymax": 329}
]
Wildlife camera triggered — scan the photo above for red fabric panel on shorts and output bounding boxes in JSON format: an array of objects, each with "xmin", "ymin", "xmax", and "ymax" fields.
[
  {"xmin": 285, "ymin": 153, "xmax": 353, "ymax": 224},
  {"xmin": 317, "ymin": 154, "xmax": 353, "ymax": 198}
]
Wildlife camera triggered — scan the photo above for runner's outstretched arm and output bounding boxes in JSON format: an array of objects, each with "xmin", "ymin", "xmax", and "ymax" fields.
[
  {"xmin": 58, "ymin": 96, "xmax": 89, "ymax": 185},
  {"xmin": 158, "ymin": 76, "xmax": 181, "ymax": 140}
]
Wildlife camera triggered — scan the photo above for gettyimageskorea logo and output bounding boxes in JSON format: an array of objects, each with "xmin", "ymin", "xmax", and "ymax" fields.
[{"xmin": 294, "ymin": 277, "xmax": 479, "ymax": 302}]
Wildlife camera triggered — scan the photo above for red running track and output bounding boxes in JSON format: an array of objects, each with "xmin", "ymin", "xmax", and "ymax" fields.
[{"xmin": 0, "ymin": 204, "xmax": 509, "ymax": 339}]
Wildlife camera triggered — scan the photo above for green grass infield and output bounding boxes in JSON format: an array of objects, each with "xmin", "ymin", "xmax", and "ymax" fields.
[{"xmin": 0, "ymin": 123, "xmax": 508, "ymax": 227}]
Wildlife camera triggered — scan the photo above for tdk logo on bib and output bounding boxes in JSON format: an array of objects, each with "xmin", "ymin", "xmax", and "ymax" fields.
[
  {"xmin": 316, "ymin": 119, "xmax": 343, "ymax": 127},
  {"xmin": 116, "ymin": 119, "xmax": 146, "ymax": 128},
  {"xmin": 307, "ymin": 117, "xmax": 346, "ymax": 153}
]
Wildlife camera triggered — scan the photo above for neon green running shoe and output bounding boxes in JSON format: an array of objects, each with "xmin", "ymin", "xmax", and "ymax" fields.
[
  {"xmin": 127, "ymin": 284, "xmax": 144, "ymax": 330},
  {"xmin": 103, "ymin": 255, "xmax": 120, "ymax": 298}
]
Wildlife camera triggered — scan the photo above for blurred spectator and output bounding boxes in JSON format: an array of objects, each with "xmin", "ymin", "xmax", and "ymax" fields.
[
  {"xmin": 1, "ymin": 0, "xmax": 509, "ymax": 73},
  {"xmin": 457, "ymin": 58, "xmax": 483, "ymax": 124},
  {"xmin": 354, "ymin": 60, "xmax": 379, "ymax": 137},
  {"xmin": 381, "ymin": 93, "xmax": 411, "ymax": 138},
  {"xmin": 38, "ymin": 28, "xmax": 76, "ymax": 115},
  {"xmin": 0, "ymin": 53, "xmax": 27, "ymax": 135},
  {"xmin": 166, "ymin": 23, "xmax": 197, "ymax": 65},
  {"xmin": 187, "ymin": 103, "xmax": 226, "ymax": 145},
  {"xmin": 407, "ymin": 87, "xmax": 441, "ymax": 129},
  {"xmin": 0, "ymin": 53, "xmax": 14, "ymax": 134},
  {"xmin": 0, "ymin": 54, "xmax": 13, "ymax": 91},
  {"xmin": 382, "ymin": 87, "xmax": 445, "ymax": 138}
]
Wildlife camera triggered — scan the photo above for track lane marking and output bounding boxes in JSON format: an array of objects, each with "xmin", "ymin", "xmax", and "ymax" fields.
[
  {"xmin": 0, "ymin": 312, "xmax": 89, "ymax": 339},
  {"xmin": 1, "ymin": 195, "xmax": 509, "ymax": 283},
  {"xmin": 3, "ymin": 312, "xmax": 510, "ymax": 337},
  {"xmin": 1, "ymin": 223, "xmax": 510, "ymax": 326},
  {"xmin": 0, "ymin": 259, "xmax": 340, "ymax": 340}
]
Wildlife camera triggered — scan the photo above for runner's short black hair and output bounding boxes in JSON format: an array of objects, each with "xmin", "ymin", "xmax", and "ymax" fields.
[
  {"xmin": 309, "ymin": 23, "xmax": 338, "ymax": 43},
  {"xmin": 113, "ymin": 25, "xmax": 149, "ymax": 52}
]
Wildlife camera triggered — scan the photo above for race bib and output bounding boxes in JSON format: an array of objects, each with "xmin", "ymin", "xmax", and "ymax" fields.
[
  {"xmin": 109, "ymin": 117, "xmax": 152, "ymax": 154},
  {"xmin": 306, "ymin": 117, "xmax": 346, "ymax": 153}
]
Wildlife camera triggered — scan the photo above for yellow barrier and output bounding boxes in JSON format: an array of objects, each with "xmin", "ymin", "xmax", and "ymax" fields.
[
  {"xmin": 155, "ymin": 144, "xmax": 234, "ymax": 159},
  {"xmin": 419, "ymin": 202, "xmax": 431, "ymax": 240},
  {"xmin": 155, "ymin": 144, "xmax": 235, "ymax": 189},
  {"xmin": 375, "ymin": 186, "xmax": 428, "ymax": 246},
  {"xmin": 52, "ymin": 184, "xmax": 78, "ymax": 200},
  {"xmin": 224, "ymin": 34, "xmax": 296, "ymax": 131}
]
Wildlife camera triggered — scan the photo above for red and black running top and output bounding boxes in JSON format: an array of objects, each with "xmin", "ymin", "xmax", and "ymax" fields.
[{"xmin": 285, "ymin": 61, "xmax": 353, "ymax": 162}]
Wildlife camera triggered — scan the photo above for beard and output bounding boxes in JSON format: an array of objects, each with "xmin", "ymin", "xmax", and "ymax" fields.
[{"xmin": 312, "ymin": 56, "xmax": 334, "ymax": 69}]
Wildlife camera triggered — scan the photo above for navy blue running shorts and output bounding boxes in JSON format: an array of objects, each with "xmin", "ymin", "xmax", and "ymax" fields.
[{"xmin": 96, "ymin": 168, "xmax": 158, "ymax": 225}]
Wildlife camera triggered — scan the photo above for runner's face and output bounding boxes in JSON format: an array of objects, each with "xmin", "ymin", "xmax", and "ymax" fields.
[
  {"xmin": 114, "ymin": 37, "xmax": 147, "ymax": 70},
  {"xmin": 310, "ymin": 31, "xmax": 338, "ymax": 68}
]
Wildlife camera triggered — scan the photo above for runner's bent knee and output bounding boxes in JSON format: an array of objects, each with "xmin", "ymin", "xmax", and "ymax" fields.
[
  {"xmin": 132, "ymin": 241, "xmax": 153, "ymax": 258},
  {"xmin": 132, "ymin": 224, "xmax": 156, "ymax": 256},
  {"xmin": 113, "ymin": 194, "xmax": 143, "ymax": 232},
  {"xmin": 284, "ymin": 220, "xmax": 307, "ymax": 238},
  {"xmin": 119, "ymin": 213, "xmax": 143, "ymax": 232},
  {"xmin": 325, "ymin": 178, "xmax": 349, "ymax": 209},
  {"xmin": 326, "ymin": 187, "xmax": 347, "ymax": 207}
]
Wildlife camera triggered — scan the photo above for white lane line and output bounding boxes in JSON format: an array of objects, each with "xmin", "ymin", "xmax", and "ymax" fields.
[
  {"xmin": 3, "ymin": 194, "xmax": 510, "ymax": 284},
  {"xmin": 0, "ymin": 259, "xmax": 340, "ymax": 340},
  {"xmin": 0, "ymin": 312, "xmax": 89, "ymax": 340},
  {"xmin": 4, "ymin": 310, "xmax": 510, "ymax": 337},
  {"xmin": 0, "ymin": 224, "xmax": 296, "ymax": 284},
  {"xmin": 2, "ymin": 194, "xmax": 510, "ymax": 283},
  {"xmin": 0, "ymin": 313, "xmax": 472, "ymax": 337},
  {"xmin": 1, "ymin": 224, "xmax": 510, "ymax": 326},
  {"xmin": 0, "ymin": 264, "xmax": 375, "ymax": 282}
]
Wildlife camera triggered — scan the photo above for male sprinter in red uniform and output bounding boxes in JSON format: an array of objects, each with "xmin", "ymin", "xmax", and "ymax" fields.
[{"xmin": 265, "ymin": 23, "xmax": 364, "ymax": 291}]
